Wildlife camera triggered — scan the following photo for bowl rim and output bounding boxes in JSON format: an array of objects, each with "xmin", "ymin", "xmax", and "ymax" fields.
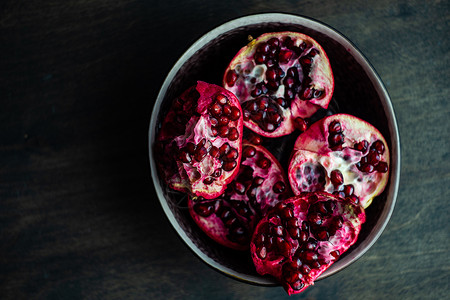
[{"xmin": 148, "ymin": 12, "xmax": 400, "ymax": 285}]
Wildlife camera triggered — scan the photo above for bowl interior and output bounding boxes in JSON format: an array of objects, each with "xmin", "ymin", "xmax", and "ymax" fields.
[{"xmin": 149, "ymin": 14, "xmax": 399, "ymax": 285}]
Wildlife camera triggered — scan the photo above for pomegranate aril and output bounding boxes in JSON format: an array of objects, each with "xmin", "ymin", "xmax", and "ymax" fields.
[
  {"xmin": 343, "ymin": 184, "xmax": 354, "ymax": 196},
  {"xmin": 257, "ymin": 42, "xmax": 270, "ymax": 54},
  {"xmin": 225, "ymin": 70, "xmax": 238, "ymax": 87},
  {"xmin": 222, "ymin": 104, "xmax": 232, "ymax": 116},
  {"xmin": 330, "ymin": 250, "xmax": 340, "ymax": 261},
  {"xmin": 224, "ymin": 148, "xmax": 238, "ymax": 161},
  {"xmin": 195, "ymin": 147, "xmax": 207, "ymax": 161},
  {"xmin": 300, "ymin": 56, "xmax": 312, "ymax": 65},
  {"xmin": 273, "ymin": 181, "xmax": 286, "ymax": 194},
  {"xmin": 219, "ymin": 143, "xmax": 230, "ymax": 155},
  {"xmin": 218, "ymin": 126, "xmax": 229, "ymax": 138},
  {"xmin": 193, "ymin": 201, "xmax": 215, "ymax": 217},
  {"xmin": 186, "ymin": 142, "xmax": 196, "ymax": 154},
  {"xmin": 300, "ymin": 87, "xmax": 314, "ymax": 100},
  {"xmin": 317, "ymin": 230, "xmax": 329, "ymax": 241},
  {"xmin": 304, "ymin": 251, "xmax": 318, "ymax": 262},
  {"xmin": 376, "ymin": 161, "xmax": 388, "ymax": 173},
  {"xmin": 252, "ymin": 176, "xmax": 264, "ymax": 186},
  {"xmin": 329, "ymin": 121, "xmax": 342, "ymax": 134},
  {"xmin": 308, "ymin": 212, "xmax": 322, "ymax": 226},
  {"xmin": 279, "ymin": 49, "xmax": 293, "ymax": 63},
  {"xmin": 210, "ymin": 103, "xmax": 222, "ymax": 117},
  {"xmin": 228, "ymin": 127, "xmax": 239, "ymax": 141},
  {"xmin": 242, "ymin": 146, "xmax": 256, "ymax": 158},
  {"xmin": 222, "ymin": 161, "xmax": 237, "ymax": 171},
  {"xmin": 256, "ymin": 246, "xmax": 267, "ymax": 259},
  {"xmin": 295, "ymin": 117, "xmax": 308, "ymax": 132},
  {"xmin": 254, "ymin": 52, "xmax": 266, "ymax": 64},
  {"xmin": 229, "ymin": 106, "xmax": 241, "ymax": 121},
  {"xmin": 212, "ymin": 169, "xmax": 222, "ymax": 177},
  {"xmin": 372, "ymin": 140, "xmax": 385, "ymax": 154},
  {"xmin": 179, "ymin": 151, "xmax": 191, "ymax": 163},
  {"xmin": 354, "ymin": 140, "xmax": 369, "ymax": 152},
  {"xmin": 203, "ymin": 177, "xmax": 214, "ymax": 185},
  {"xmin": 359, "ymin": 163, "xmax": 374, "ymax": 173},
  {"xmin": 209, "ymin": 146, "xmax": 219, "ymax": 158},
  {"xmin": 216, "ymin": 94, "xmax": 228, "ymax": 105},
  {"xmin": 330, "ymin": 169, "xmax": 344, "ymax": 186},
  {"xmin": 256, "ymin": 156, "xmax": 271, "ymax": 169}
]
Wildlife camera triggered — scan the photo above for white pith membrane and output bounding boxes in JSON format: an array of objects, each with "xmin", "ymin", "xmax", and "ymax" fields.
[
  {"xmin": 250, "ymin": 192, "xmax": 365, "ymax": 295},
  {"xmin": 223, "ymin": 31, "xmax": 334, "ymax": 137}
]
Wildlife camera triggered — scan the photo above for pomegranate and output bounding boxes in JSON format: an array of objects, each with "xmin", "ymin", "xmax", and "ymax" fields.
[
  {"xmin": 188, "ymin": 143, "xmax": 292, "ymax": 250},
  {"xmin": 223, "ymin": 31, "xmax": 334, "ymax": 138},
  {"xmin": 155, "ymin": 81, "xmax": 243, "ymax": 199},
  {"xmin": 250, "ymin": 192, "xmax": 366, "ymax": 295},
  {"xmin": 288, "ymin": 114, "xmax": 390, "ymax": 208}
]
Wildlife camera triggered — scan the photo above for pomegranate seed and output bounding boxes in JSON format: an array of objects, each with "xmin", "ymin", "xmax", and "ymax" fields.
[
  {"xmin": 209, "ymin": 146, "xmax": 219, "ymax": 158},
  {"xmin": 197, "ymin": 138, "xmax": 206, "ymax": 148},
  {"xmin": 330, "ymin": 250, "xmax": 340, "ymax": 261},
  {"xmin": 254, "ymin": 52, "xmax": 266, "ymax": 64},
  {"xmin": 301, "ymin": 87, "xmax": 314, "ymax": 100},
  {"xmin": 263, "ymin": 122, "xmax": 276, "ymax": 132},
  {"xmin": 301, "ymin": 264, "xmax": 311, "ymax": 275},
  {"xmin": 329, "ymin": 121, "xmax": 342, "ymax": 134},
  {"xmin": 234, "ymin": 181, "xmax": 246, "ymax": 195},
  {"xmin": 256, "ymin": 246, "xmax": 267, "ymax": 259},
  {"xmin": 222, "ymin": 161, "xmax": 237, "ymax": 171},
  {"xmin": 228, "ymin": 127, "xmax": 239, "ymax": 141},
  {"xmin": 354, "ymin": 140, "xmax": 368, "ymax": 152},
  {"xmin": 291, "ymin": 280, "xmax": 305, "ymax": 291},
  {"xmin": 372, "ymin": 140, "xmax": 385, "ymax": 154},
  {"xmin": 343, "ymin": 184, "xmax": 354, "ymax": 196},
  {"xmin": 267, "ymin": 37, "xmax": 280, "ymax": 48},
  {"xmin": 216, "ymin": 94, "xmax": 228, "ymax": 105},
  {"xmin": 301, "ymin": 221, "xmax": 309, "ymax": 231},
  {"xmin": 210, "ymin": 127, "xmax": 218, "ymax": 137},
  {"xmin": 309, "ymin": 48, "xmax": 319, "ymax": 56},
  {"xmin": 299, "ymin": 230, "xmax": 308, "ymax": 243},
  {"xmin": 304, "ymin": 251, "xmax": 318, "ymax": 262},
  {"xmin": 272, "ymin": 225, "xmax": 284, "ymax": 236},
  {"xmin": 209, "ymin": 103, "xmax": 222, "ymax": 117},
  {"xmin": 242, "ymin": 146, "xmax": 256, "ymax": 158},
  {"xmin": 330, "ymin": 169, "xmax": 344, "ymax": 186},
  {"xmin": 203, "ymin": 177, "xmax": 214, "ymax": 185},
  {"xmin": 218, "ymin": 126, "xmax": 229, "ymax": 138},
  {"xmin": 179, "ymin": 151, "xmax": 191, "ymax": 163},
  {"xmin": 193, "ymin": 201, "xmax": 215, "ymax": 217},
  {"xmin": 376, "ymin": 161, "xmax": 389, "ymax": 173},
  {"xmin": 219, "ymin": 143, "xmax": 230, "ymax": 155},
  {"xmin": 287, "ymin": 66, "xmax": 298, "ymax": 78},
  {"xmin": 256, "ymin": 156, "xmax": 271, "ymax": 169},
  {"xmin": 279, "ymin": 49, "xmax": 293, "ymax": 64},
  {"xmin": 253, "ymin": 176, "xmax": 264, "ymax": 186},
  {"xmin": 295, "ymin": 117, "xmax": 308, "ymax": 132},
  {"xmin": 305, "ymin": 238, "xmax": 317, "ymax": 250},
  {"xmin": 284, "ymin": 76, "xmax": 295, "ymax": 89},
  {"xmin": 218, "ymin": 115, "xmax": 229, "ymax": 126},
  {"xmin": 360, "ymin": 163, "xmax": 374, "ymax": 173},
  {"xmin": 229, "ymin": 106, "xmax": 241, "ymax": 121},
  {"xmin": 210, "ymin": 117, "xmax": 219, "ymax": 127},
  {"xmin": 195, "ymin": 147, "xmax": 208, "ymax": 161},
  {"xmin": 225, "ymin": 148, "xmax": 238, "ymax": 161},
  {"xmin": 251, "ymin": 87, "xmax": 261, "ymax": 97},
  {"xmin": 308, "ymin": 212, "xmax": 322, "ymax": 226},
  {"xmin": 185, "ymin": 142, "xmax": 196, "ymax": 154},
  {"xmin": 266, "ymin": 80, "xmax": 280, "ymax": 91},
  {"xmin": 225, "ymin": 70, "xmax": 238, "ymax": 87},
  {"xmin": 245, "ymin": 100, "xmax": 258, "ymax": 112},
  {"xmin": 212, "ymin": 169, "xmax": 222, "ymax": 177},
  {"xmin": 282, "ymin": 36, "xmax": 294, "ymax": 48},
  {"xmin": 248, "ymin": 132, "xmax": 262, "ymax": 145},
  {"xmin": 257, "ymin": 42, "xmax": 270, "ymax": 53},
  {"xmin": 276, "ymin": 238, "xmax": 290, "ymax": 257},
  {"xmin": 222, "ymin": 104, "xmax": 231, "ymax": 116},
  {"xmin": 286, "ymin": 217, "xmax": 299, "ymax": 228},
  {"xmin": 255, "ymin": 233, "xmax": 265, "ymax": 246},
  {"xmin": 300, "ymin": 56, "xmax": 312, "ymax": 65},
  {"xmin": 317, "ymin": 230, "xmax": 329, "ymax": 241},
  {"xmin": 273, "ymin": 181, "xmax": 286, "ymax": 193},
  {"xmin": 257, "ymin": 96, "xmax": 269, "ymax": 110}
]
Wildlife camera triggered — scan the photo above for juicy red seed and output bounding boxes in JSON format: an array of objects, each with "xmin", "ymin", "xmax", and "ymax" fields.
[
  {"xmin": 253, "ymin": 176, "xmax": 264, "ymax": 186},
  {"xmin": 186, "ymin": 142, "xmax": 196, "ymax": 154},
  {"xmin": 179, "ymin": 151, "xmax": 191, "ymax": 163},
  {"xmin": 279, "ymin": 49, "xmax": 293, "ymax": 64},
  {"xmin": 284, "ymin": 270, "xmax": 303, "ymax": 285},
  {"xmin": 229, "ymin": 225, "xmax": 247, "ymax": 243},
  {"xmin": 222, "ymin": 161, "xmax": 237, "ymax": 171},
  {"xmin": 329, "ymin": 133, "xmax": 345, "ymax": 146},
  {"xmin": 301, "ymin": 87, "xmax": 314, "ymax": 100},
  {"xmin": 209, "ymin": 103, "xmax": 222, "ymax": 117},
  {"xmin": 372, "ymin": 140, "xmax": 385, "ymax": 154},
  {"xmin": 255, "ymin": 233, "xmax": 265, "ymax": 246},
  {"xmin": 251, "ymin": 87, "xmax": 261, "ymax": 97},
  {"xmin": 313, "ymin": 89, "xmax": 324, "ymax": 99},
  {"xmin": 257, "ymin": 97, "xmax": 269, "ymax": 110},
  {"xmin": 329, "ymin": 121, "xmax": 342, "ymax": 134},
  {"xmin": 330, "ymin": 250, "xmax": 340, "ymax": 261},
  {"xmin": 295, "ymin": 117, "xmax": 308, "ymax": 132},
  {"xmin": 256, "ymin": 156, "xmax": 271, "ymax": 169},
  {"xmin": 304, "ymin": 251, "xmax": 318, "ymax": 262},
  {"xmin": 266, "ymin": 67, "xmax": 278, "ymax": 81},
  {"xmin": 284, "ymin": 76, "xmax": 296, "ymax": 88},
  {"xmin": 291, "ymin": 280, "xmax": 305, "ymax": 291},
  {"xmin": 330, "ymin": 169, "xmax": 344, "ymax": 186},
  {"xmin": 277, "ymin": 238, "xmax": 291, "ymax": 257},
  {"xmin": 272, "ymin": 225, "xmax": 284, "ymax": 236},
  {"xmin": 216, "ymin": 94, "xmax": 228, "ymax": 105},
  {"xmin": 343, "ymin": 184, "xmax": 354, "ymax": 196},
  {"xmin": 212, "ymin": 169, "xmax": 222, "ymax": 177},
  {"xmin": 286, "ymin": 67, "xmax": 298, "ymax": 78},
  {"xmin": 332, "ymin": 216, "xmax": 344, "ymax": 229},
  {"xmin": 228, "ymin": 127, "xmax": 239, "ymax": 141},
  {"xmin": 280, "ymin": 207, "xmax": 294, "ymax": 219},
  {"xmin": 197, "ymin": 138, "xmax": 206, "ymax": 148},
  {"xmin": 193, "ymin": 201, "xmax": 215, "ymax": 217},
  {"xmin": 257, "ymin": 42, "xmax": 270, "ymax": 53},
  {"xmin": 317, "ymin": 230, "xmax": 329, "ymax": 241},
  {"xmin": 376, "ymin": 161, "xmax": 389, "ymax": 173},
  {"xmin": 225, "ymin": 148, "xmax": 238, "ymax": 161},
  {"xmin": 256, "ymin": 246, "xmax": 267, "ymax": 259},
  {"xmin": 305, "ymin": 238, "xmax": 317, "ymax": 250},
  {"xmin": 367, "ymin": 150, "xmax": 381, "ymax": 165},
  {"xmin": 354, "ymin": 140, "xmax": 369, "ymax": 152},
  {"xmin": 299, "ymin": 230, "xmax": 308, "ymax": 242},
  {"xmin": 195, "ymin": 147, "xmax": 207, "ymax": 161},
  {"xmin": 254, "ymin": 52, "xmax": 266, "ymax": 64},
  {"xmin": 300, "ymin": 56, "xmax": 312, "ymax": 65},
  {"xmin": 242, "ymin": 146, "xmax": 256, "ymax": 158},
  {"xmin": 346, "ymin": 195, "xmax": 360, "ymax": 205},
  {"xmin": 286, "ymin": 217, "xmax": 299, "ymax": 228},
  {"xmin": 209, "ymin": 146, "xmax": 219, "ymax": 158},
  {"xmin": 218, "ymin": 126, "xmax": 229, "ymax": 138},
  {"xmin": 263, "ymin": 122, "xmax": 276, "ymax": 132},
  {"xmin": 267, "ymin": 37, "xmax": 280, "ymax": 48},
  {"xmin": 203, "ymin": 177, "xmax": 214, "ymax": 185},
  {"xmin": 225, "ymin": 70, "xmax": 238, "ymax": 87},
  {"xmin": 301, "ymin": 221, "xmax": 309, "ymax": 231},
  {"xmin": 301, "ymin": 264, "xmax": 311, "ymax": 275},
  {"xmin": 248, "ymin": 133, "xmax": 262, "ymax": 145},
  {"xmin": 269, "ymin": 113, "xmax": 282, "ymax": 125},
  {"xmin": 210, "ymin": 117, "xmax": 219, "ymax": 127},
  {"xmin": 308, "ymin": 212, "xmax": 322, "ymax": 226},
  {"xmin": 360, "ymin": 163, "xmax": 374, "ymax": 173},
  {"xmin": 245, "ymin": 100, "xmax": 258, "ymax": 113},
  {"xmin": 234, "ymin": 182, "xmax": 246, "ymax": 195},
  {"xmin": 229, "ymin": 107, "xmax": 241, "ymax": 121},
  {"xmin": 211, "ymin": 128, "xmax": 218, "ymax": 137},
  {"xmin": 334, "ymin": 191, "xmax": 346, "ymax": 198},
  {"xmin": 273, "ymin": 181, "xmax": 286, "ymax": 194},
  {"xmin": 282, "ymin": 36, "xmax": 294, "ymax": 48},
  {"xmin": 218, "ymin": 116, "xmax": 229, "ymax": 126},
  {"xmin": 219, "ymin": 143, "xmax": 230, "ymax": 155},
  {"xmin": 222, "ymin": 104, "xmax": 232, "ymax": 116}
]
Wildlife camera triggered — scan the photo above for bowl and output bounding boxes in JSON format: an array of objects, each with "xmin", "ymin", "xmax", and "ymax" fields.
[{"xmin": 148, "ymin": 13, "xmax": 400, "ymax": 286}]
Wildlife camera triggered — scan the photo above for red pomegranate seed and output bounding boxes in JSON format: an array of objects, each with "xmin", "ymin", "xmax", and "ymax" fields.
[
  {"xmin": 225, "ymin": 70, "xmax": 238, "ymax": 87},
  {"xmin": 203, "ymin": 177, "xmax": 214, "ymax": 184},
  {"xmin": 295, "ymin": 117, "xmax": 308, "ymax": 132},
  {"xmin": 209, "ymin": 103, "xmax": 222, "ymax": 117},
  {"xmin": 330, "ymin": 169, "xmax": 344, "ymax": 186},
  {"xmin": 253, "ymin": 176, "xmax": 264, "ymax": 186},
  {"xmin": 242, "ymin": 146, "xmax": 256, "ymax": 158},
  {"xmin": 376, "ymin": 161, "xmax": 388, "ymax": 173},
  {"xmin": 360, "ymin": 163, "xmax": 374, "ymax": 173},
  {"xmin": 228, "ymin": 127, "xmax": 239, "ymax": 141},
  {"xmin": 225, "ymin": 148, "xmax": 238, "ymax": 161},
  {"xmin": 329, "ymin": 121, "xmax": 342, "ymax": 133},
  {"xmin": 256, "ymin": 156, "xmax": 271, "ymax": 169},
  {"xmin": 185, "ymin": 142, "xmax": 196, "ymax": 154},
  {"xmin": 229, "ymin": 106, "xmax": 241, "ymax": 121},
  {"xmin": 216, "ymin": 94, "xmax": 228, "ymax": 105},
  {"xmin": 234, "ymin": 181, "xmax": 246, "ymax": 195},
  {"xmin": 343, "ymin": 184, "xmax": 354, "ymax": 196},
  {"xmin": 256, "ymin": 246, "xmax": 267, "ymax": 259},
  {"xmin": 212, "ymin": 169, "xmax": 222, "ymax": 177},
  {"xmin": 219, "ymin": 143, "xmax": 230, "ymax": 155},
  {"xmin": 222, "ymin": 161, "xmax": 237, "ymax": 171},
  {"xmin": 273, "ymin": 181, "xmax": 286, "ymax": 193},
  {"xmin": 179, "ymin": 151, "xmax": 191, "ymax": 163},
  {"xmin": 372, "ymin": 140, "xmax": 385, "ymax": 154},
  {"xmin": 279, "ymin": 49, "xmax": 293, "ymax": 64},
  {"xmin": 218, "ymin": 126, "xmax": 229, "ymax": 138},
  {"xmin": 195, "ymin": 147, "xmax": 207, "ymax": 161},
  {"xmin": 257, "ymin": 42, "xmax": 270, "ymax": 54},
  {"xmin": 354, "ymin": 140, "xmax": 369, "ymax": 152},
  {"xmin": 193, "ymin": 201, "xmax": 215, "ymax": 217},
  {"xmin": 254, "ymin": 52, "xmax": 266, "ymax": 64}
]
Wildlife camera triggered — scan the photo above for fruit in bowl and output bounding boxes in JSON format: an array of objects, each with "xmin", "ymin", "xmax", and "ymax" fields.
[{"xmin": 149, "ymin": 13, "xmax": 399, "ymax": 296}]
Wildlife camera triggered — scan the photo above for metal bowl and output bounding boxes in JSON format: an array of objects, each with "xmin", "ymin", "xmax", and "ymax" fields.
[{"xmin": 148, "ymin": 13, "xmax": 400, "ymax": 286}]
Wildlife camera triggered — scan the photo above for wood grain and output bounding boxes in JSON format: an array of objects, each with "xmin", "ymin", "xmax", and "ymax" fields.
[{"xmin": 1, "ymin": 0, "xmax": 449, "ymax": 299}]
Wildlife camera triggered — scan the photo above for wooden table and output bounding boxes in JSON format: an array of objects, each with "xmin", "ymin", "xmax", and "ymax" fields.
[{"xmin": 1, "ymin": 1, "xmax": 448, "ymax": 299}]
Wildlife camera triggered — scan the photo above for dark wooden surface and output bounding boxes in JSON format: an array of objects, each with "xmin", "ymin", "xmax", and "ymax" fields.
[{"xmin": 1, "ymin": 1, "xmax": 449, "ymax": 299}]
